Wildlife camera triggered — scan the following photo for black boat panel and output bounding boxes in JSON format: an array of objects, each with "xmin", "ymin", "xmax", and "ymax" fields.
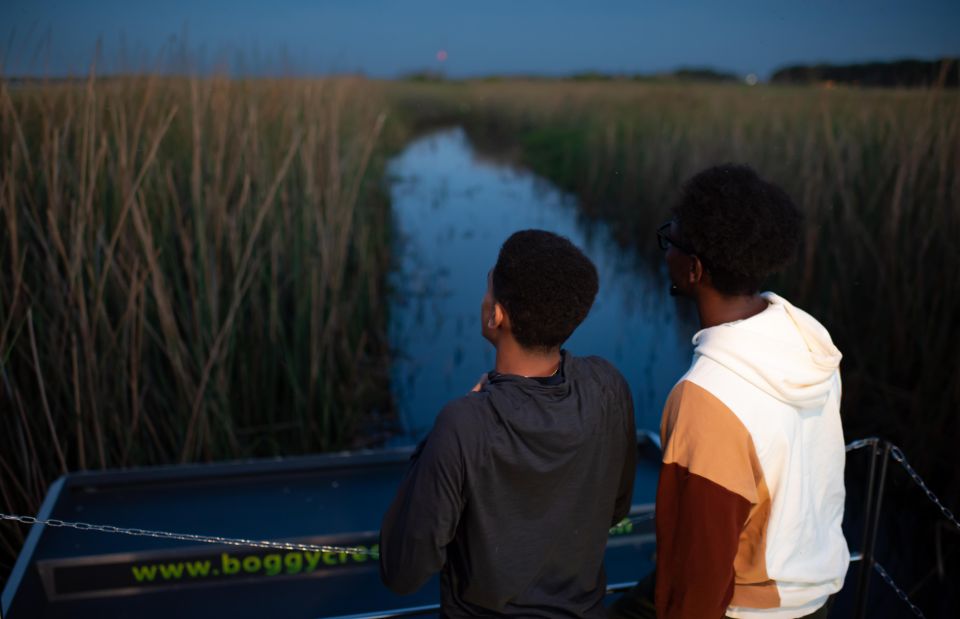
[{"xmin": 3, "ymin": 446, "xmax": 659, "ymax": 618}]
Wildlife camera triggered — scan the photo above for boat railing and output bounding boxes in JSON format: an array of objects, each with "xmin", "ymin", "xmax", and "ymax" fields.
[
  {"xmin": 1, "ymin": 437, "xmax": 956, "ymax": 618},
  {"xmin": 320, "ymin": 437, "xmax": 957, "ymax": 619}
]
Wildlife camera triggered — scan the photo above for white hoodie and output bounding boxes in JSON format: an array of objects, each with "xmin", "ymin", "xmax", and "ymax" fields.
[{"xmin": 656, "ymin": 293, "xmax": 849, "ymax": 619}]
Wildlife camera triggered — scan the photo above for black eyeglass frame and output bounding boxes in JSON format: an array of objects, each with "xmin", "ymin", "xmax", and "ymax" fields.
[
  {"xmin": 656, "ymin": 221, "xmax": 713, "ymax": 271},
  {"xmin": 656, "ymin": 221, "xmax": 696, "ymax": 254}
]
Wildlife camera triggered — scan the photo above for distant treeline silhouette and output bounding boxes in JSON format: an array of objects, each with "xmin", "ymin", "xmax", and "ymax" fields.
[
  {"xmin": 401, "ymin": 67, "xmax": 740, "ymax": 83},
  {"xmin": 771, "ymin": 58, "xmax": 958, "ymax": 88}
]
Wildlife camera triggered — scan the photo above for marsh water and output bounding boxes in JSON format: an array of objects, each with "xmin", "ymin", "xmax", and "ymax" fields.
[{"xmin": 387, "ymin": 127, "xmax": 694, "ymax": 443}]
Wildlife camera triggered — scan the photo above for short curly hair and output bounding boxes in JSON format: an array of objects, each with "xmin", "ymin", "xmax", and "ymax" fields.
[
  {"xmin": 492, "ymin": 230, "xmax": 599, "ymax": 351},
  {"xmin": 672, "ymin": 164, "xmax": 802, "ymax": 296}
]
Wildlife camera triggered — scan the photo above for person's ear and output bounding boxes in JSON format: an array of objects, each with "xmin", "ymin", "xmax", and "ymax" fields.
[
  {"xmin": 489, "ymin": 303, "xmax": 506, "ymax": 329},
  {"xmin": 689, "ymin": 255, "xmax": 705, "ymax": 285}
]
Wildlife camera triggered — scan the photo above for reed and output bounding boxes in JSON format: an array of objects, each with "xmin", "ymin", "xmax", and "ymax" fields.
[
  {"xmin": 2, "ymin": 72, "xmax": 957, "ymax": 600},
  {"xmin": 387, "ymin": 77, "xmax": 960, "ymax": 513},
  {"xmin": 387, "ymin": 78, "xmax": 960, "ymax": 610},
  {"xmin": 0, "ymin": 74, "xmax": 394, "ymax": 575}
]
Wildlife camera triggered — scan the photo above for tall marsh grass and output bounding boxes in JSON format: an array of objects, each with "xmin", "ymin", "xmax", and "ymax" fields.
[
  {"xmin": 0, "ymin": 74, "xmax": 394, "ymax": 574},
  {"xmin": 2, "ymin": 72, "xmax": 957, "ymax": 604},
  {"xmin": 388, "ymin": 80, "xmax": 960, "ymax": 479},
  {"xmin": 389, "ymin": 78, "xmax": 960, "ymax": 607}
]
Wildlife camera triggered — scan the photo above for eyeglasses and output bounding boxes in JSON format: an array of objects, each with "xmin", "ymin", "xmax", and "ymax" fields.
[
  {"xmin": 657, "ymin": 221, "xmax": 712, "ymax": 270},
  {"xmin": 656, "ymin": 221, "xmax": 696, "ymax": 254}
]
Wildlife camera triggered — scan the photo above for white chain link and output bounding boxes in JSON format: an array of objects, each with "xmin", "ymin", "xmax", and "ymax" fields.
[
  {"xmin": 628, "ymin": 512, "xmax": 654, "ymax": 523},
  {"xmin": 0, "ymin": 512, "xmax": 375, "ymax": 556},
  {"xmin": 873, "ymin": 561, "xmax": 926, "ymax": 618},
  {"xmin": 889, "ymin": 445, "xmax": 960, "ymax": 532},
  {"xmin": 0, "ymin": 510, "xmax": 655, "ymax": 556},
  {"xmin": 852, "ymin": 440, "xmax": 955, "ymax": 619},
  {"xmin": 1, "ymin": 509, "xmax": 931, "ymax": 617},
  {"xmin": 2, "ymin": 439, "xmax": 954, "ymax": 619},
  {"xmin": 845, "ymin": 437, "xmax": 879, "ymax": 452}
]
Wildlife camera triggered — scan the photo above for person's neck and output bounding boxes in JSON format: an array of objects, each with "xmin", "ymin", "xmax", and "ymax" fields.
[
  {"xmin": 494, "ymin": 340, "xmax": 562, "ymax": 378},
  {"xmin": 696, "ymin": 288, "xmax": 768, "ymax": 329}
]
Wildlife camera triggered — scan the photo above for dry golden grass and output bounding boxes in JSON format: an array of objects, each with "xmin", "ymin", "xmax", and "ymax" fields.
[
  {"xmin": 390, "ymin": 81, "xmax": 960, "ymax": 609},
  {"xmin": 387, "ymin": 77, "xmax": 960, "ymax": 495},
  {"xmin": 2, "ymin": 73, "xmax": 958, "ymax": 589},
  {"xmin": 0, "ymin": 74, "xmax": 395, "ymax": 571}
]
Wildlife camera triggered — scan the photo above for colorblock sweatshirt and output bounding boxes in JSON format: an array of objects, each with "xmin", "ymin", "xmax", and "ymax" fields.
[{"xmin": 655, "ymin": 293, "xmax": 849, "ymax": 619}]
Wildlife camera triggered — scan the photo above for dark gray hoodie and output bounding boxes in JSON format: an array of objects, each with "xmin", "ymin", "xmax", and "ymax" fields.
[{"xmin": 380, "ymin": 352, "xmax": 636, "ymax": 617}]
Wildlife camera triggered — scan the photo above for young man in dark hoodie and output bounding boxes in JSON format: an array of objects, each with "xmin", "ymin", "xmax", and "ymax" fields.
[{"xmin": 380, "ymin": 229, "xmax": 637, "ymax": 617}]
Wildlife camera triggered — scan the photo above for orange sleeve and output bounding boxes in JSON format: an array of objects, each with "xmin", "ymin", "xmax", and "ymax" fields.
[{"xmin": 654, "ymin": 381, "xmax": 761, "ymax": 619}]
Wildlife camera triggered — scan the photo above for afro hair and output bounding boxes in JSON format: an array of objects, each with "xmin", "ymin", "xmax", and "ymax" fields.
[
  {"xmin": 672, "ymin": 164, "xmax": 803, "ymax": 296},
  {"xmin": 492, "ymin": 230, "xmax": 599, "ymax": 351}
]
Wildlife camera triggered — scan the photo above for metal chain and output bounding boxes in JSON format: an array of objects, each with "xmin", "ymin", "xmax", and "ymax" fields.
[
  {"xmin": 2, "ymin": 438, "xmax": 953, "ymax": 619},
  {"xmin": 889, "ymin": 445, "xmax": 960, "ymax": 532},
  {"xmin": 1, "ymin": 511, "xmax": 930, "ymax": 618},
  {"xmin": 0, "ymin": 512, "xmax": 374, "ymax": 556},
  {"xmin": 627, "ymin": 512, "xmax": 654, "ymax": 523},
  {"xmin": 845, "ymin": 437, "xmax": 879, "ymax": 452},
  {"xmin": 0, "ymin": 510, "xmax": 656, "ymax": 556},
  {"xmin": 873, "ymin": 561, "xmax": 925, "ymax": 618}
]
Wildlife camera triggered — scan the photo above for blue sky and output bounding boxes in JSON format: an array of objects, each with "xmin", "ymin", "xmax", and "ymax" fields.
[{"xmin": 4, "ymin": 1, "xmax": 959, "ymax": 78}]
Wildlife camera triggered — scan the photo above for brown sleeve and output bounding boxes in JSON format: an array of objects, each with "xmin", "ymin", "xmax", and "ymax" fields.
[
  {"xmin": 655, "ymin": 464, "xmax": 752, "ymax": 619},
  {"xmin": 654, "ymin": 381, "xmax": 761, "ymax": 619}
]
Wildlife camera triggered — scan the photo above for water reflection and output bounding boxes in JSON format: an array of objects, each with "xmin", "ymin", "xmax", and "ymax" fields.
[{"xmin": 388, "ymin": 127, "xmax": 694, "ymax": 443}]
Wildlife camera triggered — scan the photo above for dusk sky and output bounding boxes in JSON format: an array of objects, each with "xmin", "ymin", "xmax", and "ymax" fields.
[{"xmin": 4, "ymin": 0, "xmax": 959, "ymax": 79}]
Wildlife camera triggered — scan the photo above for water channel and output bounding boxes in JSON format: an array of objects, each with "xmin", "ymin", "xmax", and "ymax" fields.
[{"xmin": 387, "ymin": 127, "xmax": 695, "ymax": 444}]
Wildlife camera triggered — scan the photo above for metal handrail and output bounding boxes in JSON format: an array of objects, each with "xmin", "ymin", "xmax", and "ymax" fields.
[
  {"xmin": 325, "ymin": 604, "xmax": 439, "ymax": 619},
  {"xmin": 1, "ymin": 436, "xmax": 946, "ymax": 618},
  {"xmin": 323, "ymin": 438, "xmax": 925, "ymax": 619},
  {"xmin": 853, "ymin": 438, "xmax": 890, "ymax": 618},
  {"xmin": 323, "ymin": 581, "xmax": 643, "ymax": 619}
]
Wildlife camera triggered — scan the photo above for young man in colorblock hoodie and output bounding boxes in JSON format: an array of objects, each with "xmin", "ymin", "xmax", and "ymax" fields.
[{"xmin": 611, "ymin": 165, "xmax": 848, "ymax": 619}]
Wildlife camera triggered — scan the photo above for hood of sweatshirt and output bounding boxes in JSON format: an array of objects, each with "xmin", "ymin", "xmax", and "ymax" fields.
[
  {"xmin": 691, "ymin": 292, "xmax": 842, "ymax": 409},
  {"xmin": 480, "ymin": 351, "xmax": 618, "ymax": 467}
]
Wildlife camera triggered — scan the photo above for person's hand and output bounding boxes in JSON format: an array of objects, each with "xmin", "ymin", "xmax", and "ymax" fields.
[{"xmin": 470, "ymin": 373, "xmax": 489, "ymax": 393}]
